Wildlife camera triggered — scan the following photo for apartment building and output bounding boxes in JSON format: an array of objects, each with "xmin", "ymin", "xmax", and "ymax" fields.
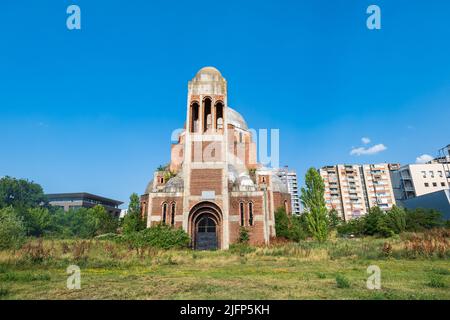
[
  {"xmin": 275, "ymin": 166, "xmax": 302, "ymax": 215},
  {"xmin": 390, "ymin": 163, "xmax": 450, "ymax": 200},
  {"xmin": 320, "ymin": 164, "xmax": 396, "ymax": 221}
]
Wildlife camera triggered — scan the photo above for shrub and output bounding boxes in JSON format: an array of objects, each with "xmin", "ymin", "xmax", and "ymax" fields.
[
  {"xmin": 0, "ymin": 287, "xmax": 10, "ymax": 297},
  {"xmin": 405, "ymin": 208, "xmax": 444, "ymax": 231},
  {"xmin": 275, "ymin": 208, "xmax": 307, "ymax": 242},
  {"xmin": 238, "ymin": 227, "xmax": 250, "ymax": 244},
  {"xmin": 0, "ymin": 207, "xmax": 26, "ymax": 250},
  {"xmin": 337, "ymin": 218, "xmax": 365, "ymax": 237},
  {"xmin": 123, "ymin": 224, "xmax": 190, "ymax": 253},
  {"xmin": 335, "ymin": 274, "xmax": 350, "ymax": 288},
  {"xmin": 385, "ymin": 206, "xmax": 406, "ymax": 234}
]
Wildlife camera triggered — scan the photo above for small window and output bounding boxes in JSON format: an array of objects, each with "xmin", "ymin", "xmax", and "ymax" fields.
[
  {"xmin": 438, "ymin": 171, "xmax": 443, "ymax": 178},
  {"xmin": 441, "ymin": 182, "xmax": 446, "ymax": 187},
  {"xmin": 424, "ymin": 183, "xmax": 429, "ymax": 187},
  {"xmin": 240, "ymin": 202, "xmax": 245, "ymax": 226},
  {"xmin": 248, "ymin": 203, "xmax": 253, "ymax": 226},
  {"xmin": 429, "ymin": 171, "xmax": 434, "ymax": 178},
  {"xmin": 171, "ymin": 203, "xmax": 176, "ymax": 226},
  {"xmin": 162, "ymin": 203, "xmax": 167, "ymax": 224},
  {"xmin": 433, "ymin": 182, "xmax": 437, "ymax": 187},
  {"xmin": 421, "ymin": 171, "xmax": 426, "ymax": 178}
]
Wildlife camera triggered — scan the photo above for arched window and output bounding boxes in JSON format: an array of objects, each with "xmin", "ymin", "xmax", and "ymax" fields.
[
  {"xmin": 248, "ymin": 202, "xmax": 254, "ymax": 226},
  {"xmin": 162, "ymin": 203, "xmax": 168, "ymax": 224},
  {"xmin": 239, "ymin": 202, "xmax": 245, "ymax": 226},
  {"xmin": 215, "ymin": 101, "xmax": 223, "ymax": 130},
  {"xmin": 190, "ymin": 102, "xmax": 199, "ymax": 132},
  {"xmin": 171, "ymin": 202, "xmax": 176, "ymax": 226},
  {"xmin": 203, "ymin": 97, "xmax": 212, "ymax": 132},
  {"xmin": 284, "ymin": 200, "xmax": 288, "ymax": 214}
]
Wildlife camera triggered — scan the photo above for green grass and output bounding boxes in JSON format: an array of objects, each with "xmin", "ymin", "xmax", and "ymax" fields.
[
  {"xmin": 0, "ymin": 238, "xmax": 449, "ymax": 300},
  {"xmin": 335, "ymin": 274, "xmax": 351, "ymax": 288}
]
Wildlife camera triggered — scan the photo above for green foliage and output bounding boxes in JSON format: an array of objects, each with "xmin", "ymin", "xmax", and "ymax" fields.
[
  {"xmin": 50, "ymin": 205, "xmax": 118, "ymax": 238},
  {"xmin": 0, "ymin": 176, "xmax": 47, "ymax": 210},
  {"xmin": 328, "ymin": 209, "xmax": 342, "ymax": 229},
  {"xmin": 123, "ymin": 224, "xmax": 190, "ymax": 250},
  {"xmin": 363, "ymin": 207, "xmax": 393, "ymax": 237},
  {"xmin": 427, "ymin": 275, "xmax": 446, "ymax": 288},
  {"xmin": 274, "ymin": 207, "xmax": 308, "ymax": 242},
  {"xmin": 23, "ymin": 207, "xmax": 53, "ymax": 237},
  {"xmin": 405, "ymin": 208, "xmax": 443, "ymax": 231},
  {"xmin": 385, "ymin": 205, "xmax": 406, "ymax": 234},
  {"xmin": 335, "ymin": 274, "xmax": 351, "ymax": 288},
  {"xmin": 122, "ymin": 193, "xmax": 145, "ymax": 234},
  {"xmin": 337, "ymin": 206, "xmax": 446, "ymax": 238},
  {"xmin": 336, "ymin": 218, "xmax": 365, "ymax": 237},
  {"xmin": 301, "ymin": 168, "xmax": 329, "ymax": 242},
  {"xmin": 238, "ymin": 227, "xmax": 250, "ymax": 244},
  {"xmin": 0, "ymin": 207, "xmax": 26, "ymax": 250}
]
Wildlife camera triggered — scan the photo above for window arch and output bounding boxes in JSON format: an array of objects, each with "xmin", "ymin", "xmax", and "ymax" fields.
[
  {"xmin": 239, "ymin": 202, "xmax": 245, "ymax": 226},
  {"xmin": 162, "ymin": 203, "xmax": 168, "ymax": 224},
  {"xmin": 248, "ymin": 202, "xmax": 254, "ymax": 226},
  {"xmin": 215, "ymin": 101, "xmax": 224, "ymax": 130},
  {"xmin": 190, "ymin": 102, "xmax": 199, "ymax": 132},
  {"xmin": 203, "ymin": 97, "xmax": 212, "ymax": 132},
  {"xmin": 170, "ymin": 202, "xmax": 176, "ymax": 226}
]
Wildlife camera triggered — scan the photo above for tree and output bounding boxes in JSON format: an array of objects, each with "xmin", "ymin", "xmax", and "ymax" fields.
[
  {"xmin": 405, "ymin": 208, "xmax": 443, "ymax": 231},
  {"xmin": 24, "ymin": 207, "xmax": 53, "ymax": 236},
  {"xmin": 328, "ymin": 209, "xmax": 342, "ymax": 229},
  {"xmin": 300, "ymin": 168, "xmax": 329, "ymax": 242},
  {"xmin": 363, "ymin": 207, "xmax": 393, "ymax": 237},
  {"xmin": 90, "ymin": 205, "xmax": 118, "ymax": 235},
  {"xmin": 0, "ymin": 207, "xmax": 26, "ymax": 250},
  {"xmin": 0, "ymin": 176, "xmax": 47, "ymax": 210},
  {"xmin": 274, "ymin": 207, "xmax": 308, "ymax": 241},
  {"xmin": 385, "ymin": 205, "xmax": 406, "ymax": 234},
  {"xmin": 122, "ymin": 193, "xmax": 145, "ymax": 234}
]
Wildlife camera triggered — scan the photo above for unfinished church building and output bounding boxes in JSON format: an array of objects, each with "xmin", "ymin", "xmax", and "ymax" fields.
[{"xmin": 140, "ymin": 67, "xmax": 291, "ymax": 250}]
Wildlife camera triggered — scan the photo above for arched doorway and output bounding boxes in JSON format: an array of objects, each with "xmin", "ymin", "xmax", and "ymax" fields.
[
  {"xmin": 189, "ymin": 202, "xmax": 222, "ymax": 250},
  {"xmin": 195, "ymin": 214, "xmax": 217, "ymax": 250}
]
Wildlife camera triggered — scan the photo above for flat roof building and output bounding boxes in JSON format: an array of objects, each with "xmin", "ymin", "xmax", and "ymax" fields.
[{"xmin": 46, "ymin": 192, "xmax": 123, "ymax": 218}]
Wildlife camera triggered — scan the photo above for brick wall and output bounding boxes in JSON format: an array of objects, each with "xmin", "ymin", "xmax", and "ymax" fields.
[{"xmin": 190, "ymin": 169, "xmax": 222, "ymax": 195}]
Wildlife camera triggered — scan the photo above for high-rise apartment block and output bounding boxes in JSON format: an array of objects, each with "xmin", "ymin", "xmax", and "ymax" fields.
[
  {"xmin": 320, "ymin": 164, "xmax": 396, "ymax": 221},
  {"xmin": 275, "ymin": 167, "xmax": 301, "ymax": 215}
]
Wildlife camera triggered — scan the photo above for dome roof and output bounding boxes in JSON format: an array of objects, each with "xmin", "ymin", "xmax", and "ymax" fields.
[
  {"xmin": 144, "ymin": 179, "xmax": 154, "ymax": 194},
  {"xmin": 163, "ymin": 174, "xmax": 184, "ymax": 192},
  {"xmin": 227, "ymin": 107, "xmax": 248, "ymax": 130},
  {"xmin": 271, "ymin": 174, "xmax": 288, "ymax": 193},
  {"xmin": 194, "ymin": 66, "xmax": 224, "ymax": 82}
]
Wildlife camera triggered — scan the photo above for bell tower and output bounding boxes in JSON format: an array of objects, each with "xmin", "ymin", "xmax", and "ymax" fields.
[{"xmin": 182, "ymin": 67, "xmax": 230, "ymax": 249}]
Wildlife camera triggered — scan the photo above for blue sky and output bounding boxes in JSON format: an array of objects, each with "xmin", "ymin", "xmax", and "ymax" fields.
[{"xmin": 1, "ymin": 0, "xmax": 449, "ymax": 206}]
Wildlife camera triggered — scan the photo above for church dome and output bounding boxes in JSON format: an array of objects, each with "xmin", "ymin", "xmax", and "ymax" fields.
[
  {"xmin": 271, "ymin": 174, "xmax": 288, "ymax": 193},
  {"xmin": 194, "ymin": 66, "xmax": 223, "ymax": 82},
  {"xmin": 144, "ymin": 179, "xmax": 154, "ymax": 194},
  {"xmin": 163, "ymin": 174, "xmax": 184, "ymax": 192},
  {"xmin": 227, "ymin": 107, "xmax": 248, "ymax": 130}
]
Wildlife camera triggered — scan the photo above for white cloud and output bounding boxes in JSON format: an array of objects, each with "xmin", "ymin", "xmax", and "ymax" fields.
[
  {"xmin": 415, "ymin": 154, "xmax": 434, "ymax": 164},
  {"xmin": 350, "ymin": 144, "xmax": 387, "ymax": 156},
  {"xmin": 361, "ymin": 137, "xmax": 371, "ymax": 145}
]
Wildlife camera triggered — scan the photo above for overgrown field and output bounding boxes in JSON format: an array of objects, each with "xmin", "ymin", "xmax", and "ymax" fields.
[{"xmin": 0, "ymin": 231, "xmax": 449, "ymax": 300}]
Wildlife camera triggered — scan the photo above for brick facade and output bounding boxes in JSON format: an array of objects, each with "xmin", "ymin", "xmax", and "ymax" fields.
[{"xmin": 141, "ymin": 67, "xmax": 292, "ymax": 250}]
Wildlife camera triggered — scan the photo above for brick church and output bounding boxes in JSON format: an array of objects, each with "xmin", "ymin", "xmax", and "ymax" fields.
[{"xmin": 140, "ymin": 67, "xmax": 291, "ymax": 249}]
